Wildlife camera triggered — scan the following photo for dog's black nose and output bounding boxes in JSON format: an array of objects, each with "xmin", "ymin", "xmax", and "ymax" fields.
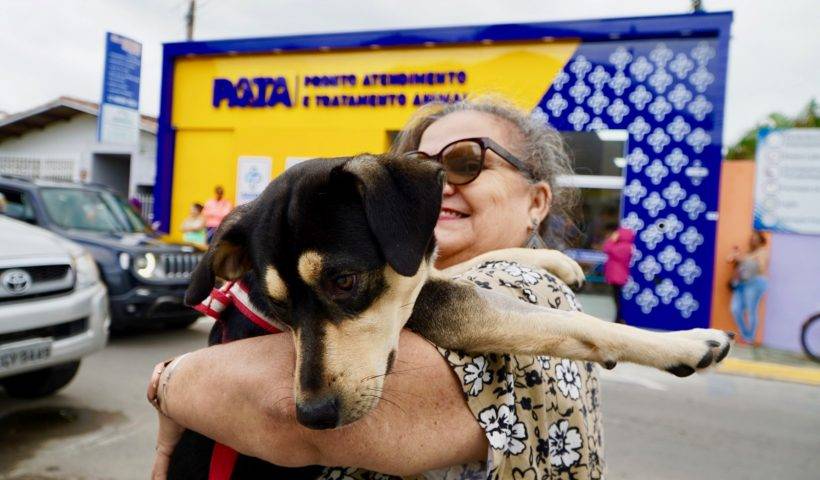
[{"xmin": 296, "ymin": 396, "xmax": 340, "ymax": 430}]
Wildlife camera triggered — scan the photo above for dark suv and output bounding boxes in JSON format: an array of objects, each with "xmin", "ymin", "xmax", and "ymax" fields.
[{"xmin": 0, "ymin": 176, "xmax": 202, "ymax": 330}]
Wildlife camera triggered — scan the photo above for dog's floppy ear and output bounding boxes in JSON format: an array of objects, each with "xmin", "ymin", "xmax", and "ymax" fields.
[
  {"xmin": 185, "ymin": 203, "xmax": 254, "ymax": 306},
  {"xmin": 340, "ymin": 154, "xmax": 444, "ymax": 276}
]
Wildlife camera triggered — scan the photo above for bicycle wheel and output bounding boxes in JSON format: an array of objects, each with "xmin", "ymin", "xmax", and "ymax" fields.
[{"xmin": 800, "ymin": 313, "xmax": 820, "ymax": 363}]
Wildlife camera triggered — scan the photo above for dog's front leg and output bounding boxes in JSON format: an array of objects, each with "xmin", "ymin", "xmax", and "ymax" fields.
[
  {"xmin": 439, "ymin": 248, "xmax": 586, "ymax": 289},
  {"xmin": 409, "ymin": 279, "xmax": 732, "ymax": 377}
]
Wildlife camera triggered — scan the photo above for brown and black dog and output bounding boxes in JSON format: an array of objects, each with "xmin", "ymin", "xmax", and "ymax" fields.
[{"xmin": 169, "ymin": 153, "xmax": 732, "ymax": 478}]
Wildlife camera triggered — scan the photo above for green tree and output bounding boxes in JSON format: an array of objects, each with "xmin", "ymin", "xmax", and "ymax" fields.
[{"xmin": 726, "ymin": 99, "xmax": 819, "ymax": 159}]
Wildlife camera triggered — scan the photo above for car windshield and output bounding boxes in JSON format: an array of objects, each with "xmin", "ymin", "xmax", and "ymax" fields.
[{"xmin": 40, "ymin": 188, "xmax": 148, "ymax": 233}]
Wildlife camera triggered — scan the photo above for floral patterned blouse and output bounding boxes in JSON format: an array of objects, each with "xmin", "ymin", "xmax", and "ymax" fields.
[{"xmin": 319, "ymin": 261, "xmax": 605, "ymax": 480}]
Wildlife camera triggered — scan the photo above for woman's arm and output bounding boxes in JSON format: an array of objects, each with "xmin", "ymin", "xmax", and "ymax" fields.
[{"xmin": 158, "ymin": 330, "xmax": 487, "ymax": 476}]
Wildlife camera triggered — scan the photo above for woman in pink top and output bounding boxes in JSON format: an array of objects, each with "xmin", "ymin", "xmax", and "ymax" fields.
[
  {"xmin": 203, "ymin": 185, "xmax": 232, "ymax": 242},
  {"xmin": 602, "ymin": 225, "xmax": 635, "ymax": 324}
]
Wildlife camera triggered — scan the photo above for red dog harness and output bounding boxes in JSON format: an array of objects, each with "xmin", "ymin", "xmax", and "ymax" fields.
[
  {"xmin": 194, "ymin": 280, "xmax": 287, "ymax": 480},
  {"xmin": 194, "ymin": 280, "xmax": 287, "ymax": 335}
]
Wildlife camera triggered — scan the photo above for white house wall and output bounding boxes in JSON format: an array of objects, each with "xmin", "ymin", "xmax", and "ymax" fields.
[
  {"xmin": 133, "ymin": 130, "xmax": 157, "ymax": 191},
  {"xmin": 0, "ymin": 112, "xmax": 156, "ymax": 197},
  {"xmin": 0, "ymin": 114, "xmax": 96, "ymax": 166}
]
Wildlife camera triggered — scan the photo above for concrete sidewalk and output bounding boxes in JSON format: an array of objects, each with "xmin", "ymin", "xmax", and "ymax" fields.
[{"xmin": 577, "ymin": 293, "xmax": 820, "ymax": 386}]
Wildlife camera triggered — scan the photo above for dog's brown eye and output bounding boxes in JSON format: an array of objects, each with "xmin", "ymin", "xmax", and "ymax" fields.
[{"xmin": 332, "ymin": 274, "xmax": 358, "ymax": 292}]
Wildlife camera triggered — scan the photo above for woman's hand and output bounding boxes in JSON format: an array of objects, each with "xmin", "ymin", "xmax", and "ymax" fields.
[{"xmin": 148, "ymin": 360, "xmax": 185, "ymax": 480}]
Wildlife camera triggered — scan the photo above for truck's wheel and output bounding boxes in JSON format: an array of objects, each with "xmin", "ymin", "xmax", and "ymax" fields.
[{"xmin": 1, "ymin": 361, "xmax": 81, "ymax": 398}]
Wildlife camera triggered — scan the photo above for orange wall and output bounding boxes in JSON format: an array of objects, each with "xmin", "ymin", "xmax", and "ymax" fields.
[{"xmin": 711, "ymin": 160, "xmax": 766, "ymax": 343}]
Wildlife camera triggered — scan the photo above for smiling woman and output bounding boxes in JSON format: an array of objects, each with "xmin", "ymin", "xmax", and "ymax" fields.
[
  {"xmin": 387, "ymin": 97, "xmax": 602, "ymax": 478},
  {"xmin": 147, "ymin": 95, "xmax": 602, "ymax": 480},
  {"xmin": 392, "ymin": 96, "xmax": 579, "ymax": 267}
]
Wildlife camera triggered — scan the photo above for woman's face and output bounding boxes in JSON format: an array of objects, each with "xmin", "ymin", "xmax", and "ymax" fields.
[{"xmin": 417, "ymin": 110, "xmax": 548, "ymax": 268}]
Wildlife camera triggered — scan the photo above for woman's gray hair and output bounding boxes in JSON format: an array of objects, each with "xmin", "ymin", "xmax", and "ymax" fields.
[{"xmin": 390, "ymin": 95, "xmax": 579, "ymax": 248}]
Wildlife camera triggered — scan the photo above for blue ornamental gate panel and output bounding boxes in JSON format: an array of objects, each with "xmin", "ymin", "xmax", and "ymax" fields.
[{"xmin": 538, "ymin": 38, "xmax": 729, "ymax": 330}]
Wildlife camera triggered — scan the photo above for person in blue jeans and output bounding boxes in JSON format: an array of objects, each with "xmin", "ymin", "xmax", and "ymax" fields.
[{"xmin": 729, "ymin": 231, "xmax": 769, "ymax": 344}]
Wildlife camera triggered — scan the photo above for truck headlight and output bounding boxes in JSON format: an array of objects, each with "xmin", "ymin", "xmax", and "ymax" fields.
[
  {"xmin": 134, "ymin": 252, "xmax": 157, "ymax": 279},
  {"xmin": 73, "ymin": 252, "xmax": 100, "ymax": 288}
]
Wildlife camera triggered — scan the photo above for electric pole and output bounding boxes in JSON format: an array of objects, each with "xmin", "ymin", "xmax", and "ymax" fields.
[{"xmin": 185, "ymin": 0, "xmax": 196, "ymax": 40}]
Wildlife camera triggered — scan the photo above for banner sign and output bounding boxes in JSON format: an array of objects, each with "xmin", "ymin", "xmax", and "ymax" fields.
[
  {"xmin": 97, "ymin": 32, "xmax": 142, "ymax": 145},
  {"xmin": 754, "ymin": 128, "xmax": 820, "ymax": 235},
  {"xmin": 212, "ymin": 71, "xmax": 469, "ymax": 110},
  {"xmin": 236, "ymin": 156, "xmax": 272, "ymax": 205}
]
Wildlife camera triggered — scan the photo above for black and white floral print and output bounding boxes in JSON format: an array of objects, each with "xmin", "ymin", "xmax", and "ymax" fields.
[
  {"xmin": 321, "ymin": 468, "xmax": 402, "ymax": 480},
  {"xmin": 335, "ymin": 261, "xmax": 604, "ymax": 480},
  {"xmin": 425, "ymin": 463, "xmax": 487, "ymax": 480},
  {"xmin": 463, "ymin": 355, "xmax": 494, "ymax": 396},
  {"xmin": 465, "ymin": 261, "xmax": 563, "ymax": 306},
  {"xmin": 555, "ymin": 359, "xmax": 582, "ymax": 400},
  {"xmin": 501, "ymin": 263, "xmax": 543, "ymax": 285},
  {"xmin": 442, "ymin": 262, "xmax": 605, "ymax": 480},
  {"xmin": 511, "ymin": 467, "xmax": 538, "ymax": 480},
  {"xmin": 320, "ymin": 467, "xmax": 358, "ymax": 480},
  {"xmin": 548, "ymin": 420, "xmax": 583, "ymax": 469},
  {"xmin": 478, "ymin": 404, "xmax": 528, "ymax": 455}
]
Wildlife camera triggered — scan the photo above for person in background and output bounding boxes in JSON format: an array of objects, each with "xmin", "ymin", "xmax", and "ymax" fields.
[
  {"xmin": 0, "ymin": 192, "xmax": 7, "ymax": 214},
  {"xmin": 202, "ymin": 185, "xmax": 232, "ymax": 242},
  {"xmin": 729, "ymin": 231, "xmax": 769, "ymax": 344},
  {"xmin": 602, "ymin": 224, "xmax": 634, "ymax": 324},
  {"xmin": 128, "ymin": 197, "xmax": 144, "ymax": 219},
  {"xmin": 180, "ymin": 202, "xmax": 207, "ymax": 247}
]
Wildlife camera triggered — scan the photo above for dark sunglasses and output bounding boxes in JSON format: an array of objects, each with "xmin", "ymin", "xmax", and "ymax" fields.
[{"xmin": 405, "ymin": 137, "xmax": 530, "ymax": 185}]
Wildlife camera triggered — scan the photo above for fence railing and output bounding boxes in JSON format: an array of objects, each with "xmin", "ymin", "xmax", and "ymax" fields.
[
  {"xmin": 0, "ymin": 154, "xmax": 76, "ymax": 182},
  {"xmin": 135, "ymin": 189, "xmax": 154, "ymax": 222}
]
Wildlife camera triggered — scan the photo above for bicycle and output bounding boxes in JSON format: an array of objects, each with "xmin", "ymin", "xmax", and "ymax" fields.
[{"xmin": 800, "ymin": 312, "xmax": 820, "ymax": 363}]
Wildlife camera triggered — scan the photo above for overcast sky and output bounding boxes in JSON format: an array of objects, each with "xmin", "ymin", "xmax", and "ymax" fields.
[{"xmin": 1, "ymin": 0, "xmax": 817, "ymax": 145}]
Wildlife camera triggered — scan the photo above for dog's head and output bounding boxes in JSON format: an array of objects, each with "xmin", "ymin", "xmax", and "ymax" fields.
[{"xmin": 186, "ymin": 154, "xmax": 444, "ymax": 429}]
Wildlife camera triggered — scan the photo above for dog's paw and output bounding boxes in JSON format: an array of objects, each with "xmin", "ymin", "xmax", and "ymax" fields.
[
  {"xmin": 538, "ymin": 250, "xmax": 586, "ymax": 290},
  {"xmin": 662, "ymin": 329, "xmax": 734, "ymax": 377}
]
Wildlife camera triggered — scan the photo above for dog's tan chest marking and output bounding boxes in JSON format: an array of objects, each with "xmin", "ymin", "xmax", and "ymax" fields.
[
  {"xmin": 297, "ymin": 251, "xmax": 323, "ymax": 286},
  {"xmin": 264, "ymin": 266, "xmax": 288, "ymax": 300}
]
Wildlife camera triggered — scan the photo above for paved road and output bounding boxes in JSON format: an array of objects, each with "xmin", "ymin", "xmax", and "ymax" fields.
[{"xmin": 1, "ymin": 318, "xmax": 818, "ymax": 480}]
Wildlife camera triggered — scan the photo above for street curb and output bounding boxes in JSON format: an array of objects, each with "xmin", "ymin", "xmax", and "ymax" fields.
[{"xmin": 716, "ymin": 358, "xmax": 820, "ymax": 386}]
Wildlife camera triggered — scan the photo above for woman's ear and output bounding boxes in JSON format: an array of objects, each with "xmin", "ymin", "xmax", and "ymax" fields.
[{"xmin": 527, "ymin": 181, "xmax": 552, "ymax": 225}]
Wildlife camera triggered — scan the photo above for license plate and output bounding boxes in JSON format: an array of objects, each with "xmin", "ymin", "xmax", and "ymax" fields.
[{"xmin": 0, "ymin": 338, "xmax": 52, "ymax": 371}]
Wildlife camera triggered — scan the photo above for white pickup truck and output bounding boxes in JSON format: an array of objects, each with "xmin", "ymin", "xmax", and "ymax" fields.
[{"xmin": 0, "ymin": 215, "xmax": 109, "ymax": 397}]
